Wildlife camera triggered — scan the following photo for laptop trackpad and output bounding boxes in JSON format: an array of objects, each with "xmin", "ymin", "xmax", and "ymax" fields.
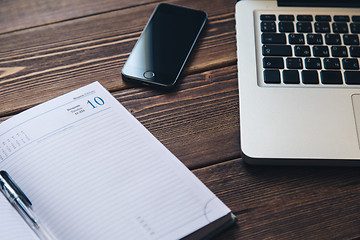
[{"xmin": 352, "ymin": 95, "xmax": 360, "ymax": 148}]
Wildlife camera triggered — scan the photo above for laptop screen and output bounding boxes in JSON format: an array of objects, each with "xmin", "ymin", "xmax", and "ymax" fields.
[{"xmin": 277, "ymin": 0, "xmax": 360, "ymax": 7}]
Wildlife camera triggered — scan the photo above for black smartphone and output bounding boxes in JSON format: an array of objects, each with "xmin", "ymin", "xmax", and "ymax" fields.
[{"xmin": 121, "ymin": 3, "xmax": 207, "ymax": 88}]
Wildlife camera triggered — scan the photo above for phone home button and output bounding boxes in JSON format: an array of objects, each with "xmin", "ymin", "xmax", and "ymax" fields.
[{"xmin": 144, "ymin": 71, "xmax": 155, "ymax": 79}]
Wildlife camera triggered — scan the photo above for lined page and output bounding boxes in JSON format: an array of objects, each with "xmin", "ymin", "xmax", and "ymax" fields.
[
  {"xmin": 0, "ymin": 192, "xmax": 38, "ymax": 239},
  {"xmin": 0, "ymin": 82, "xmax": 230, "ymax": 240}
]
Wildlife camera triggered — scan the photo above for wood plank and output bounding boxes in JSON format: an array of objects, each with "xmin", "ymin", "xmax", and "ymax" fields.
[
  {"xmin": 0, "ymin": 0, "xmax": 236, "ymax": 117},
  {"xmin": 114, "ymin": 65, "xmax": 240, "ymax": 169},
  {"xmin": 0, "ymin": 0, "xmax": 237, "ymax": 168},
  {"xmin": 0, "ymin": 0, "xmax": 157, "ymax": 34},
  {"xmin": 193, "ymin": 159, "xmax": 360, "ymax": 239},
  {"xmin": 0, "ymin": 65, "xmax": 240, "ymax": 168}
]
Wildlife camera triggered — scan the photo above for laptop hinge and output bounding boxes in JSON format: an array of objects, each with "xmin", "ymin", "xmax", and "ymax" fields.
[{"xmin": 277, "ymin": 0, "xmax": 360, "ymax": 8}]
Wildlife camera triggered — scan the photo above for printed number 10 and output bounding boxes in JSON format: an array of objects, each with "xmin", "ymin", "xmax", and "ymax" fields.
[{"xmin": 87, "ymin": 97, "xmax": 105, "ymax": 109}]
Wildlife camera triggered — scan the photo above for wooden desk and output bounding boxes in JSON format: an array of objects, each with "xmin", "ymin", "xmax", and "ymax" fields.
[{"xmin": 1, "ymin": 0, "xmax": 359, "ymax": 239}]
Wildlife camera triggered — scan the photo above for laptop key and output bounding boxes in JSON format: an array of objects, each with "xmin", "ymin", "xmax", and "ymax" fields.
[
  {"xmin": 313, "ymin": 46, "xmax": 329, "ymax": 57},
  {"xmin": 262, "ymin": 45, "xmax": 292, "ymax": 56},
  {"xmin": 350, "ymin": 46, "xmax": 360, "ymax": 57},
  {"xmin": 297, "ymin": 15, "xmax": 313, "ymax": 21},
  {"xmin": 263, "ymin": 57, "xmax": 284, "ymax": 68},
  {"xmin": 283, "ymin": 70, "xmax": 300, "ymax": 84},
  {"xmin": 314, "ymin": 22, "xmax": 331, "ymax": 33},
  {"xmin": 289, "ymin": 34, "xmax": 305, "ymax": 44},
  {"xmin": 261, "ymin": 22, "xmax": 276, "ymax": 32},
  {"xmin": 261, "ymin": 15, "xmax": 276, "ymax": 21},
  {"xmin": 344, "ymin": 71, "xmax": 360, "ymax": 84},
  {"xmin": 315, "ymin": 15, "xmax": 331, "ymax": 22},
  {"xmin": 305, "ymin": 58, "xmax": 322, "ymax": 69},
  {"xmin": 307, "ymin": 34, "xmax": 323, "ymax": 44},
  {"xmin": 321, "ymin": 71, "xmax": 343, "ymax": 84},
  {"xmin": 324, "ymin": 58, "xmax": 341, "ymax": 69},
  {"xmin": 279, "ymin": 15, "xmax": 294, "ymax": 21},
  {"xmin": 331, "ymin": 46, "xmax": 348, "ymax": 57},
  {"xmin": 297, "ymin": 22, "xmax": 312, "ymax": 32},
  {"xmin": 262, "ymin": 33, "xmax": 286, "ymax": 44},
  {"xmin": 343, "ymin": 34, "xmax": 359, "ymax": 45},
  {"xmin": 295, "ymin": 46, "xmax": 311, "ymax": 56},
  {"xmin": 342, "ymin": 58, "xmax": 359, "ymax": 70},
  {"xmin": 286, "ymin": 58, "xmax": 303, "ymax": 69},
  {"xmin": 264, "ymin": 70, "xmax": 281, "ymax": 84},
  {"xmin": 325, "ymin": 34, "xmax": 341, "ymax": 45},
  {"xmin": 350, "ymin": 23, "xmax": 360, "ymax": 33},
  {"xmin": 352, "ymin": 16, "xmax": 360, "ymax": 22},
  {"xmin": 332, "ymin": 22, "xmax": 349, "ymax": 33},
  {"xmin": 279, "ymin": 22, "xmax": 294, "ymax": 32},
  {"xmin": 302, "ymin": 70, "xmax": 319, "ymax": 84},
  {"xmin": 334, "ymin": 15, "xmax": 350, "ymax": 22}
]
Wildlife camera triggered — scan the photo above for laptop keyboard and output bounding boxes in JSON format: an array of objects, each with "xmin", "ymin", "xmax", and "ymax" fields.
[{"xmin": 259, "ymin": 14, "xmax": 360, "ymax": 85}]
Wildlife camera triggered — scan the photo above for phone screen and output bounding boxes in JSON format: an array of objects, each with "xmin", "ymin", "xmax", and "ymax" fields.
[{"xmin": 122, "ymin": 4, "xmax": 207, "ymax": 87}]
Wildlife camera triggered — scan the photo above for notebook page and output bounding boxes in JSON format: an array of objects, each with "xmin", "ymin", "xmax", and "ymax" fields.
[
  {"xmin": 0, "ymin": 82, "xmax": 230, "ymax": 240},
  {"xmin": 0, "ymin": 192, "xmax": 38, "ymax": 240}
]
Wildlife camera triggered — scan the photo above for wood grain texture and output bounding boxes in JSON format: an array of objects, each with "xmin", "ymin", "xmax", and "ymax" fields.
[
  {"xmin": 0, "ymin": 0, "xmax": 235, "ymax": 117},
  {"xmin": 194, "ymin": 159, "xmax": 360, "ymax": 240},
  {"xmin": 0, "ymin": 0, "xmax": 157, "ymax": 34},
  {"xmin": 0, "ymin": 65, "xmax": 240, "ymax": 168},
  {"xmin": 114, "ymin": 65, "xmax": 240, "ymax": 169}
]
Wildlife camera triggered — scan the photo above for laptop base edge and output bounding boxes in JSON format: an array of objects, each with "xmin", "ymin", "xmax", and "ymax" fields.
[{"xmin": 242, "ymin": 151, "xmax": 360, "ymax": 167}]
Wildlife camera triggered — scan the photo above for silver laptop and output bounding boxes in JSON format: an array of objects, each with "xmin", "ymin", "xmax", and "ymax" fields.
[{"xmin": 235, "ymin": 0, "xmax": 360, "ymax": 165}]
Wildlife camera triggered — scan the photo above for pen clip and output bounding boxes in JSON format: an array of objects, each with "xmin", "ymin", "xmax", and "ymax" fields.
[{"xmin": 0, "ymin": 170, "xmax": 32, "ymax": 206}]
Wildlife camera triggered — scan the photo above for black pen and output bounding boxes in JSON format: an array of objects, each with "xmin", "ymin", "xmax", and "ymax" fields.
[{"xmin": 0, "ymin": 171, "xmax": 54, "ymax": 240}]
